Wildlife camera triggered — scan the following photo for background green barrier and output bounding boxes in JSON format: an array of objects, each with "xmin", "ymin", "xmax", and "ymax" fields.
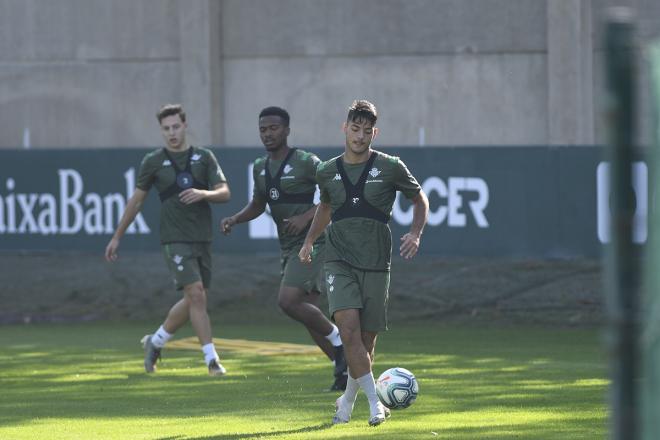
[{"xmin": 0, "ymin": 146, "xmax": 618, "ymax": 257}]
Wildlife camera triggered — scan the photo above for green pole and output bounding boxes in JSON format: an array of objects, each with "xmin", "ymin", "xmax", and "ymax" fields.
[
  {"xmin": 604, "ymin": 8, "xmax": 638, "ymax": 440},
  {"xmin": 642, "ymin": 41, "xmax": 660, "ymax": 440}
]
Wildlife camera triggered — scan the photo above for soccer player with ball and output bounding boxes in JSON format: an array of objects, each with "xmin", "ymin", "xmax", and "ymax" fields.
[{"xmin": 299, "ymin": 100, "xmax": 429, "ymax": 426}]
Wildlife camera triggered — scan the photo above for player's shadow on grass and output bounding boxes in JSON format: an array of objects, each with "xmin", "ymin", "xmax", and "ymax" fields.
[{"xmin": 160, "ymin": 422, "xmax": 333, "ymax": 440}]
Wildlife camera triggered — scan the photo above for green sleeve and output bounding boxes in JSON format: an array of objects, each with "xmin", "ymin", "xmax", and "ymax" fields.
[
  {"xmin": 316, "ymin": 165, "xmax": 331, "ymax": 204},
  {"xmin": 393, "ymin": 158, "xmax": 422, "ymax": 199},
  {"xmin": 252, "ymin": 159, "xmax": 267, "ymax": 202},
  {"xmin": 307, "ymin": 153, "xmax": 322, "ymax": 185},
  {"xmin": 206, "ymin": 150, "xmax": 226, "ymax": 187},
  {"xmin": 136, "ymin": 154, "xmax": 155, "ymax": 192}
]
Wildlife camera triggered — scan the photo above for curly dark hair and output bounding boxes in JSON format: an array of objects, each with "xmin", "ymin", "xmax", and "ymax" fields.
[{"xmin": 259, "ymin": 106, "xmax": 290, "ymax": 127}]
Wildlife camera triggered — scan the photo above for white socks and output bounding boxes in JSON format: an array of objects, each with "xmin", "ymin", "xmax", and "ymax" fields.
[
  {"xmin": 151, "ymin": 326, "xmax": 172, "ymax": 348},
  {"xmin": 343, "ymin": 370, "xmax": 360, "ymax": 405},
  {"xmin": 150, "ymin": 327, "xmax": 220, "ymax": 368},
  {"xmin": 202, "ymin": 343, "xmax": 219, "ymax": 365},
  {"xmin": 325, "ymin": 325, "xmax": 342, "ymax": 347},
  {"xmin": 356, "ymin": 372, "xmax": 381, "ymax": 416},
  {"xmin": 335, "ymin": 371, "xmax": 359, "ymax": 421}
]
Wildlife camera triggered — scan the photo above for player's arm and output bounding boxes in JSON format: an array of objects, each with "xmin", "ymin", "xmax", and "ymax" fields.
[
  {"xmin": 220, "ymin": 197, "xmax": 267, "ymax": 235},
  {"xmin": 298, "ymin": 202, "xmax": 331, "ymax": 263},
  {"xmin": 179, "ymin": 182, "xmax": 231, "ymax": 205},
  {"xmin": 400, "ymin": 190, "xmax": 429, "ymax": 259},
  {"xmin": 285, "ymin": 154, "xmax": 322, "ymax": 234},
  {"xmin": 105, "ymin": 188, "xmax": 149, "ymax": 262},
  {"xmin": 283, "ymin": 204, "xmax": 318, "ymax": 235}
]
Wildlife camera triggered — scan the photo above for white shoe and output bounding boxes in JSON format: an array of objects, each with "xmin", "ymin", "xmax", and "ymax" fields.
[
  {"xmin": 332, "ymin": 395, "xmax": 353, "ymax": 424},
  {"xmin": 382, "ymin": 402, "xmax": 392, "ymax": 419},
  {"xmin": 368, "ymin": 402, "xmax": 390, "ymax": 426},
  {"xmin": 207, "ymin": 358, "xmax": 226, "ymax": 376}
]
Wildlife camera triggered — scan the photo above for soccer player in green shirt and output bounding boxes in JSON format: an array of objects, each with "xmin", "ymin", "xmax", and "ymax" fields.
[
  {"xmin": 105, "ymin": 104, "xmax": 231, "ymax": 376},
  {"xmin": 299, "ymin": 100, "xmax": 429, "ymax": 426},
  {"xmin": 220, "ymin": 106, "xmax": 348, "ymax": 391}
]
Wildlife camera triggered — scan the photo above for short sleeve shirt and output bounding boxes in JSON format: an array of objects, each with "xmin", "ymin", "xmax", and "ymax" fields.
[
  {"xmin": 137, "ymin": 146, "xmax": 226, "ymax": 243},
  {"xmin": 252, "ymin": 148, "xmax": 324, "ymax": 255},
  {"xmin": 316, "ymin": 150, "xmax": 421, "ymax": 271}
]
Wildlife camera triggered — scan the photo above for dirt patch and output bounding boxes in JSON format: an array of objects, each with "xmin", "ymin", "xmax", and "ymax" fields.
[{"xmin": 1, "ymin": 252, "xmax": 603, "ymax": 327}]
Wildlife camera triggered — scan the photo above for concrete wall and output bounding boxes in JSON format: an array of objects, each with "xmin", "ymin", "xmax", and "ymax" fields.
[
  {"xmin": 591, "ymin": 0, "xmax": 660, "ymax": 147},
  {"xmin": 0, "ymin": 0, "xmax": 658, "ymax": 149}
]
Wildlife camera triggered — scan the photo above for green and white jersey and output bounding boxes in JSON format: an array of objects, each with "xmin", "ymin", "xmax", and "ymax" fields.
[
  {"xmin": 137, "ymin": 146, "xmax": 226, "ymax": 244},
  {"xmin": 316, "ymin": 150, "xmax": 421, "ymax": 271},
  {"xmin": 252, "ymin": 148, "xmax": 323, "ymax": 256}
]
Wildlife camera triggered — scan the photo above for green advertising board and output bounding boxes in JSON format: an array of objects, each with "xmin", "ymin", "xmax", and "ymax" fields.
[{"xmin": 0, "ymin": 146, "xmax": 627, "ymax": 257}]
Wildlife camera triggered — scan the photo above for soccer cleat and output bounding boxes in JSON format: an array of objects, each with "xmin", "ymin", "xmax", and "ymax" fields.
[
  {"xmin": 330, "ymin": 345, "xmax": 348, "ymax": 391},
  {"xmin": 368, "ymin": 413, "xmax": 385, "ymax": 427},
  {"xmin": 207, "ymin": 359, "xmax": 227, "ymax": 376},
  {"xmin": 333, "ymin": 345, "xmax": 347, "ymax": 378},
  {"xmin": 141, "ymin": 334, "xmax": 161, "ymax": 373},
  {"xmin": 332, "ymin": 395, "xmax": 353, "ymax": 424},
  {"xmin": 368, "ymin": 402, "xmax": 390, "ymax": 427},
  {"xmin": 330, "ymin": 373, "xmax": 347, "ymax": 391}
]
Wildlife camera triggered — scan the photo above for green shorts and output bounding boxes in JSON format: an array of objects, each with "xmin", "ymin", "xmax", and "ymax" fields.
[
  {"xmin": 281, "ymin": 244, "xmax": 325, "ymax": 294},
  {"xmin": 324, "ymin": 260, "xmax": 390, "ymax": 332},
  {"xmin": 162, "ymin": 242, "xmax": 212, "ymax": 290}
]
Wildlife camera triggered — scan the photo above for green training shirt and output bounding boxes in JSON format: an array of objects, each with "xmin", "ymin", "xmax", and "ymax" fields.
[
  {"xmin": 316, "ymin": 150, "xmax": 421, "ymax": 271},
  {"xmin": 137, "ymin": 146, "xmax": 226, "ymax": 244},
  {"xmin": 252, "ymin": 148, "xmax": 324, "ymax": 255}
]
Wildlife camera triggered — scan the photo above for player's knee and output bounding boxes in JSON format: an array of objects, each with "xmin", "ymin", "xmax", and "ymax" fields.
[
  {"xmin": 277, "ymin": 295, "xmax": 295, "ymax": 314},
  {"xmin": 184, "ymin": 283, "xmax": 206, "ymax": 307},
  {"xmin": 361, "ymin": 332, "xmax": 377, "ymax": 353},
  {"xmin": 277, "ymin": 288, "xmax": 302, "ymax": 314},
  {"xmin": 338, "ymin": 325, "xmax": 361, "ymax": 346}
]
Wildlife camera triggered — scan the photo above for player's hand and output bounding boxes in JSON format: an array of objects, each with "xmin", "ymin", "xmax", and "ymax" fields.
[
  {"xmin": 400, "ymin": 233, "xmax": 420, "ymax": 259},
  {"xmin": 105, "ymin": 237, "xmax": 120, "ymax": 262},
  {"xmin": 179, "ymin": 188, "xmax": 206, "ymax": 204},
  {"xmin": 283, "ymin": 214, "xmax": 308, "ymax": 235},
  {"xmin": 220, "ymin": 216, "xmax": 235, "ymax": 235},
  {"xmin": 298, "ymin": 243, "xmax": 313, "ymax": 264}
]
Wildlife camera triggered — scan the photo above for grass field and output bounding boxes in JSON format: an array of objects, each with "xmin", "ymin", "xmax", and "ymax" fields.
[{"xmin": 0, "ymin": 319, "xmax": 607, "ymax": 439}]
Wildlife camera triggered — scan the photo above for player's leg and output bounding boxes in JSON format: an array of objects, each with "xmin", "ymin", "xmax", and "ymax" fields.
[
  {"xmin": 326, "ymin": 261, "xmax": 368, "ymax": 422},
  {"xmin": 360, "ymin": 330, "xmax": 390, "ymax": 425},
  {"xmin": 155, "ymin": 243, "xmax": 225, "ymax": 375},
  {"xmin": 183, "ymin": 280, "xmax": 224, "ymax": 375},
  {"xmin": 184, "ymin": 281, "xmax": 212, "ymax": 344},
  {"xmin": 278, "ymin": 285, "xmax": 347, "ymax": 389},
  {"xmin": 141, "ymin": 298, "xmax": 189, "ymax": 373},
  {"xmin": 189, "ymin": 243, "xmax": 225, "ymax": 376},
  {"xmin": 331, "ymin": 266, "xmax": 391, "ymax": 425},
  {"xmin": 278, "ymin": 285, "xmax": 335, "ymax": 355},
  {"xmin": 303, "ymin": 291, "xmax": 336, "ymax": 359},
  {"xmin": 358, "ymin": 269, "xmax": 391, "ymax": 425},
  {"xmin": 332, "ymin": 308, "xmax": 370, "ymax": 423},
  {"xmin": 304, "ymin": 289, "xmax": 348, "ymax": 390},
  {"xmin": 333, "ymin": 313, "xmax": 386, "ymax": 426},
  {"xmin": 334, "ymin": 309, "xmax": 370, "ymax": 376},
  {"xmin": 279, "ymin": 253, "xmax": 347, "ymax": 388},
  {"xmin": 163, "ymin": 298, "xmax": 190, "ymax": 333},
  {"xmin": 142, "ymin": 244, "xmax": 196, "ymax": 373}
]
